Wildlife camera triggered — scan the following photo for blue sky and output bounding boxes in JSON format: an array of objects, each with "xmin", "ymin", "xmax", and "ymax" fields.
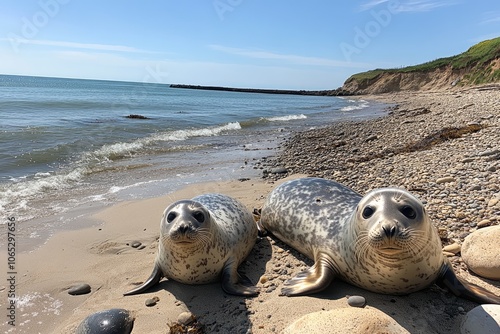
[{"xmin": 0, "ymin": 1, "xmax": 499, "ymax": 89}]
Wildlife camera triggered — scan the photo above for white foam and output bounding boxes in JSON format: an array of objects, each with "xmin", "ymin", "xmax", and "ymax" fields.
[
  {"xmin": 89, "ymin": 122, "xmax": 242, "ymax": 161},
  {"xmin": 14, "ymin": 292, "xmax": 63, "ymax": 316},
  {"xmin": 0, "ymin": 168, "xmax": 85, "ymax": 220},
  {"xmin": 155, "ymin": 122, "xmax": 241, "ymax": 141},
  {"xmin": 265, "ymin": 114, "xmax": 307, "ymax": 122},
  {"xmin": 108, "ymin": 179, "xmax": 160, "ymax": 195},
  {"xmin": 93, "ymin": 141, "xmax": 145, "ymax": 160},
  {"xmin": 340, "ymin": 100, "xmax": 369, "ymax": 112},
  {"xmin": 0, "ymin": 122, "xmax": 242, "ymax": 219}
]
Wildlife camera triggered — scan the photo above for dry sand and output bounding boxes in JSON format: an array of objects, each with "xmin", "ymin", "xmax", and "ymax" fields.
[{"xmin": 2, "ymin": 89, "xmax": 500, "ymax": 334}]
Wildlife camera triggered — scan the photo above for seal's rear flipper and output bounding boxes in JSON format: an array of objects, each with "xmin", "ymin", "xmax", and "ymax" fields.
[
  {"xmin": 123, "ymin": 263, "xmax": 163, "ymax": 296},
  {"xmin": 436, "ymin": 262, "xmax": 500, "ymax": 304},
  {"xmin": 256, "ymin": 219, "xmax": 268, "ymax": 238},
  {"xmin": 281, "ymin": 252, "xmax": 336, "ymax": 296},
  {"xmin": 221, "ymin": 262, "xmax": 259, "ymax": 296}
]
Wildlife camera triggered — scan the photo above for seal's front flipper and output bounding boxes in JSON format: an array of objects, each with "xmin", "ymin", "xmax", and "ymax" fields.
[
  {"xmin": 221, "ymin": 261, "xmax": 259, "ymax": 296},
  {"xmin": 435, "ymin": 261, "xmax": 500, "ymax": 304},
  {"xmin": 123, "ymin": 262, "xmax": 163, "ymax": 296},
  {"xmin": 281, "ymin": 253, "xmax": 336, "ymax": 296}
]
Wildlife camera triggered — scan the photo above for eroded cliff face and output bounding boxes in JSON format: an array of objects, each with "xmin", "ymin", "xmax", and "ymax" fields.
[{"xmin": 342, "ymin": 58, "xmax": 500, "ymax": 95}]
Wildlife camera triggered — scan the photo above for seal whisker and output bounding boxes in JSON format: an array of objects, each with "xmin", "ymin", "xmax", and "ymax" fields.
[
  {"xmin": 354, "ymin": 232, "xmax": 370, "ymax": 263},
  {"xmin": 402, "ymin": 229, "xmax": 429, "ymax": 256},
  {"xmin": 194, "ymin": 229, "xmax": 214, "ymax": 248}
]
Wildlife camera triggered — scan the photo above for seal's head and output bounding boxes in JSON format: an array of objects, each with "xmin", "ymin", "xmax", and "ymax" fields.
[
  {"xmin": 354, "ymin": 188, "xmax": 433, "ymax": 259},
  {"xmin": 161, "ymin": 200, "xmax": 212, "ymax": 248}
]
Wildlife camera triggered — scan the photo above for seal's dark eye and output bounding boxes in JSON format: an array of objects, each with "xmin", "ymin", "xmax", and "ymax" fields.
[
  {"xmin": 400, "ymin": 206, "xmax": 416, "ymax": 219},
  {"xmin": 362, "ymin": 206, "xmax": 375, "ymax": 219},
  {"xmin": 193, "ymin": 211, "xmax": 205, "ymax": 223},
  {"xmin": 166, "ymin": 212, "xmax": 177, "ymax": 223}
]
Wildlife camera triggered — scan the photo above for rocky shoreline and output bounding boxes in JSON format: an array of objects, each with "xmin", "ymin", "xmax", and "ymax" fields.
[{"xmin": 259, "ymin": 87, "xmax": 500, "ymax": 275}]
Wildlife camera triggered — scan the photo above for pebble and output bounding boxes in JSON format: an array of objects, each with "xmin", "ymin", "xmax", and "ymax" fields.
[
  {"xmin": 461, "ymin": 304, "xmax": 500, "ymax": 334},
  {"xmin": 76, "ymin": 308, "xmax": 134, "ymax": 334},
  {"xmin": 478, "ymin": 219, "xmax": 492, "ymax": 228},
  {"xmin": 130, "ymin": 241, "xmax": 142, "ymax": 248},
  {"xmin": 442, "ymin": 242, "xmax": 461, "ymax": 254},
  {"xmin": 488, "ymin": 198, "xmax": 499, "ymax": 207},
  {"xmin": 177, "ymin": 311, "xmax": 195, "ymax": 325},
  {"xmin": 436, "ymin": 177, "xmax": 456, "ymax": 184},
  {"xmin": 270, "ymin": 167, "xmax": 288, "ymax": 174},
  {"xmin": 68, "ymin": 283, "xmax": 91, "ymax": 296},
  {"xmin": 347, "ymin": 295, "xmax": 366, "ymax": 307},
  {"xmin": 145, "ymin": 296, "xmax": 159, "ymax": 307},
  {"xmin": 479, "ymin": 149, "xmax": 500, "ymax": 157}
]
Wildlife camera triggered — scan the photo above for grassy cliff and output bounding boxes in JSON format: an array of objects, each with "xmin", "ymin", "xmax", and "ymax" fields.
[{"xmin": 344, "ymin": 37, "xmax": 500, "ymax": 94}]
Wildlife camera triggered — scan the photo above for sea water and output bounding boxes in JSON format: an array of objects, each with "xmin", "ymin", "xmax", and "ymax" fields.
[{"xmin": 0, "ymin": 75, "xmax": 386, "ymax": 248}]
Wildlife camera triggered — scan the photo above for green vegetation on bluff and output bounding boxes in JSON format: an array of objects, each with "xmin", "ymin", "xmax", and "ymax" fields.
[{"xmin": 348, "ymin": 37, "xmax": 500, "ymax": 85}]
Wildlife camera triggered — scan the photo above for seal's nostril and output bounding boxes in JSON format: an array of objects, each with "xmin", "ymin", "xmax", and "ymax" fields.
[
  {"xmin": 178, "ymin": 225, "xmax": 189, "ymax": 233},
  {"xmin": 382, "ymin": 225, "xmax": 397, "ymax": 238}
]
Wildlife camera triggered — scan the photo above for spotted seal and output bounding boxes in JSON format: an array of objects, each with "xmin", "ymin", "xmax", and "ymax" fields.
[
  {"xmin": 124, "ymin": 193, "xmax": 259, "ymax": 296},
  {"xmin": 260, "ymin": 177, "xmax": 499, "ymax": 303}
]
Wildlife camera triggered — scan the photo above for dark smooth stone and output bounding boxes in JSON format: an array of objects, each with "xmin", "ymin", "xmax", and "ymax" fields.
[
  {"xmin": 68, "ymin": 283, "xmax": 91, "ymax": 296},
  {"xmin": 76, "ymin": 308, "xmax": 134, "ymax": 334},
  {"xmin": 145, "ymin": 296, "xmax": 159, "ymax": 307},
  {"xmin": 347, "ymin": 295, "xmax": 366, "ymax": 307},
  {"xmin": 130, "ymin": 241, "xmax": 141, "ymax": 248}
]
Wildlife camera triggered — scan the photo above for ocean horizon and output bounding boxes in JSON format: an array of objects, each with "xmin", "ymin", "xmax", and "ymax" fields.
[{"xmin": 0, "ymin": 74, "xmax": 387, "ymax": 249}]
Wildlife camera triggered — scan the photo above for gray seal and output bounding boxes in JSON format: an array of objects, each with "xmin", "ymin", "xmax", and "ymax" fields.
[
  {"xmin": 260, "ymin": 177, "xmax": 500, "ymax": 303},
  {"xmin": 124, "ymin": 193, "xmax": 259, "ymax": 296}
]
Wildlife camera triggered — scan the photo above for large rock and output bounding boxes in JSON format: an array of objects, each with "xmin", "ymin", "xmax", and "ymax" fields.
[
  {"xmin": 461, "ymin": 304, "xmax": 500, "ymax": 334},
  {"xmin": 461, "ymin": 226, "xmax": 500, "ymax": 280},
  {"xmin": 284, "ymin": 307, "xmax": 409, "ymax": 334}
]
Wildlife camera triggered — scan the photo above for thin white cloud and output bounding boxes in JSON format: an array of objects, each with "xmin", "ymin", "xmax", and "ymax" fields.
[
  {"xmin": 360, "ymin": 0, "xmax": 458, "ymax": 12},
  {"xmin": 359, "ymin": 0, "xmax": 391, "ymax": 11},
  {"xmin": 0, "ymin": 38, "xmax": 149, "ymax": 53},
  {"xmin": 480, "ymin": 11, "xmax": 500, "ymax": 25},
  {"xmin": 208, "ymin": 44, "xmax": 370, "ymax": 68}
]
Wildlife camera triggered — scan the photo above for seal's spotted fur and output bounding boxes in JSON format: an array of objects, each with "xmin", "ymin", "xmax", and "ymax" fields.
[
  {"xmin": 124, "ymin": 193, "xmax": 259, "ymax": 296},
  {"xmin": 260, "ymin": 177, "xmax": 500, "ymax": 304}
]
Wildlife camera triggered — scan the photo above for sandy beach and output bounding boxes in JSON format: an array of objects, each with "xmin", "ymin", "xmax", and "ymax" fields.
[{"xmin": 3, "ymin": 87, "xmax": 500, "ymax": 334}]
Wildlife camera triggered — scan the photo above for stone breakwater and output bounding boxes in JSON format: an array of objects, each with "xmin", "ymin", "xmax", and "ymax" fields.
[{"xmin": 260, "ymin": 87, "xmax": 500, "ymax": 273}]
